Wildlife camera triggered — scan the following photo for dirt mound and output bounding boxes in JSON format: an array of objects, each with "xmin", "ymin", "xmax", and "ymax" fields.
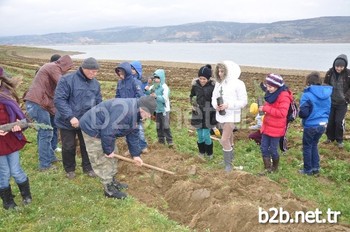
[{"xmin": 116, "ymin": 142, "xmax": 349, "ymax": 232}]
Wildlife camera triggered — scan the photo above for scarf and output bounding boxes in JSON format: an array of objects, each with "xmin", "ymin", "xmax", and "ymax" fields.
[{"xmin": 264, "ymin": 85, "xmax": 287, "ymax": 104}]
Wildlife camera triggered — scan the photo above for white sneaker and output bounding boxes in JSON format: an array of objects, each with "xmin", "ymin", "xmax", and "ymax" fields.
[{"xmin": 55, "ymin": 147, "xmax": 62, "ymax": 153}]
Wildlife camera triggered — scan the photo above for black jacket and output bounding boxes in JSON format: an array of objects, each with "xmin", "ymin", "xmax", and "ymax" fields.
[{"xmin": 189, "ymin": 78, "xmax": 217, "ymax": 128}]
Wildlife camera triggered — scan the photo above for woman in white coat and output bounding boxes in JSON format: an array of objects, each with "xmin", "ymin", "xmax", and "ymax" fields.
[{"xmin": 211, "ymin": 61, "xmax": 247, "ymax": 172}]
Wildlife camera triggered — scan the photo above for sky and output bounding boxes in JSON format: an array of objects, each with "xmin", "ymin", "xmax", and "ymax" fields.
[{"xmin": 0, "ymin": 0, "xmax": 349, "ymax": 37}]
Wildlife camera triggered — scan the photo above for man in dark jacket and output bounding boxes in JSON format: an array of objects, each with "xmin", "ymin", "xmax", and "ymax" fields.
[
  {"xmin": 323, "ymin": 54, "xmax": 350, "ymax": 148},
  {"xmin": 54, "ymin": 57, "xmax": 102, "ymax": 179},
  {"xmin": 24, "ymin": 55, "xmax": 74, "ymax": 171},
  {"xmin": 79, "ymin": 96, "xmax": 156, "ymax": 199}
]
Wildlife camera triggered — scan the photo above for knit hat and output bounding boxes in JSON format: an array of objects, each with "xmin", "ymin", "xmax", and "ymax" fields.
[
  {"xmin": 81, "ymin": 57, "xmax": 100, "ymax": 70},
  {"xmin": 138, "ymin": 96, "xmax": 157, "ymax": 114},
  {"xmin": 265, "ymin": 73, "xmax": 284, "ymax": 88},
  {"xmin": 198, "ymin": 64, "xmax": 212, "ymax": 79},
  {"xmin": 334, "ymin": 59, "xmax": 346, "ymax": 67},
  {"xmin": 50, "ymin": 54, "xmax": 61, "ymax": 62}
]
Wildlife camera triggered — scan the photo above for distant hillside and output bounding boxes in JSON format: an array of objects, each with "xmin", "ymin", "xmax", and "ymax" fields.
[{"xmin": 1, "ymin": 16, "xmax": 349, "ymax": 44}]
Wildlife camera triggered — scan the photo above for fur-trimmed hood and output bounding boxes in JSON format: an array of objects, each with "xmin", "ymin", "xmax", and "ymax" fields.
[{"xmin": 213, "ymin": 60, "xmax": 241, "ymax": 83}]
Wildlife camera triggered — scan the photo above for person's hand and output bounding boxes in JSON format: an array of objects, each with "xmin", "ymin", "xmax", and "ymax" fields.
[
  {"xmin": 11, "ymin": 125, "xmax": 21, "ymax": 132},
  {"xmin": 133, "ymin": 156, "xmax": 143, "ymax": 167},
  {"xmin": 219, "ymin": 103, "xmax": 228, "ymax": 111},
  {"xmin": 145, "ymin": 85, "xmax": 150, "ymax": 91},
  {"xmin": 105, "ymin": 152, "xmax": 117, "ymax": 158},
  {"xmin": 0, "ymin": 130, "xmax": 8, "ymax": 136},
  {"xmin": 150, "ymin": 93, "xmax": 156, "ymax": 97},
  {"xmin": 70, "ymin": 117, "xmax": 79, "ymax": 128}
]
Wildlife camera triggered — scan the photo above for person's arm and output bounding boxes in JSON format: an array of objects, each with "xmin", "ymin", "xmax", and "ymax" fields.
[
  {"xmin": 299, "ymin": 99, "xmax": 312, "ymax": 118},
  {"xmin": 54, "ymin": 78, "xmax": 74, "ymax": 121}
]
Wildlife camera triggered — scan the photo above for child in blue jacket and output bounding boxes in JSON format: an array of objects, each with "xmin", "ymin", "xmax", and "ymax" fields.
[{"xmin": 299, "ymin": 72, "xmax": 332, "ymax": 175}]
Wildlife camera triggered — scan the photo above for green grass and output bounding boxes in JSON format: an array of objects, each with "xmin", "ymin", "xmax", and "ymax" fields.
[{"xmin": 0, "ymin": 128, "xmax": 191, "ymax": 232}]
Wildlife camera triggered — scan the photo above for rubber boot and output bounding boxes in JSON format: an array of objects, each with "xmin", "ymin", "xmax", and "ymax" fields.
[
  {"xmin": 271, "ymin": 157, "xmax": 279, "ymax": 172},
  {"xmin": 0, "ymin": 185, "xmax": 17, "ymax": 210},
  {"xmin": 197, "ymin": 142, "xmax": 206, "ymax": 158},
  {"xmin": 223, "ymin": 149, "xmax": 234, "ymax": 172},
  {"xmin": 17, "ymin": 178, "xmax": 32, "ymax": 205},
  {"xmin": 258, "ymin": 157, "xmax": 272, "ymax": 176},
  {"xmin": 205, "ymin": 143, "xmax": 213, "ymax": 159}
]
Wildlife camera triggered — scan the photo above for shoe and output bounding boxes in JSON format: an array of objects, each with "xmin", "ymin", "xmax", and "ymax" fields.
[
  {"xmin": 113, "ymin": 177, "xmax": 128, "ymax": 190},
  {"xmin": 323, "ymin": 139, "xmax": 333, "ymax": 144},
  {"xmin": 168, "ymin": 142, "xmax": 174, "ymax": 148},
  {"xmin": 39, "ymin": 165, "xmax": 58, "ymax": 172},
  {"xmin": 141, "ymin": 148, "xmax": 149, "ymax": 154},
  {"xmin": 298, "ymin": 169, "xmax": 312, "ymax": 176},
  {"xmin": 55, "ymin": 147, "xmax": 62, "ymax": 153},
  {"xmin": 104, "ymin": 183, "xmax": 127, "ymax": 199},
  {"xmin": 205, "ymin": 154, "xmax": 213, "ymax": 160},
  {"xmin": 337, "ymin": 142, "xmax": 344, "ymax": 148},
  {"xmin": 84, "ymin": 170, "xmax": 97, "ymax": 178},
  {"xmin": 312, "ymin": 170, "xmax": 320, "ymax": 176},
  {"xmin": 66, "ymin": 171, "xmax": 76, "ymax": 179}
]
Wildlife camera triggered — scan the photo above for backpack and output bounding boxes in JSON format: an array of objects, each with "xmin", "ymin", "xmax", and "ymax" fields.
[{"xmin": 287, "ymin": 99, "xmax": 299, "ymax": 123}]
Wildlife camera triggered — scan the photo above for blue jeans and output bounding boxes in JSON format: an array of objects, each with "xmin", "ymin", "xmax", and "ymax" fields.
[
  {"xmin": 260, "ymin": 134, "xmax": 280, "ymax": 160},
  {"xmin": 196, "ymin": 128, "xmax": 212, "ymax": 145},
  {"xmin": 25, "ymin": 101, "xmax": 58, "ymax": 169},
  {"xmin": 0, "ymin": 151, "xmax": 27, "ymax": 189},
  {"xmin": 302, "ymin": 125, "xmax": 326, "ymax": 174},
  {"xmin": 50, "ymin": 115, "xmax": 59, "ymax": 150}
]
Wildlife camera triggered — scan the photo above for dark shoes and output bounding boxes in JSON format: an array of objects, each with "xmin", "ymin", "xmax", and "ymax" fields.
[
  {"xmin": 112, "ymin": 177, "xmax": 128, "ymax": 190},
  {"xmin": 39, "ymin": 165, "xmax": 58, "ymax": 172},
  {"xmin": 299, "ymin": 169, "xmax": 320, "ymax": 176},
  {"xmin": 84, "ymin": 170, "xmax": 97, "ymax": 178},
  {"xmin": 66, "ymin": 171, "xmax": 76, "ymax": 179},
  {"xmin": 104, "ymin": 183, "xmax": 127, "ymax": 199}
]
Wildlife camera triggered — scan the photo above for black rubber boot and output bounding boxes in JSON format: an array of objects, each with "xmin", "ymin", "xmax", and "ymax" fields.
[
  {"xmin": 205, "ymin": 143, "xmax": 213, "ymax": 159},
  {"xmin": 0, "ymin": 185, "xmax": 17, "ymax": 210},
  {"xmin": 17, "ymin": 178, "xmax": 32, "ymax": 205},
  {"xmin": 197, "ymin": 142, "xmax": 206, "ymax": 158},
  {"xmin": 104, "ymin": 183, "xmax": 127, "ymax": 199}
]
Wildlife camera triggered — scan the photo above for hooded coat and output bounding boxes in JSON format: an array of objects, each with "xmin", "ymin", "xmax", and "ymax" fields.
[
  {"xmin": 299, "ymin": 85, "xmax": 333, "ymax": 128},
  {"xmin": 324, "ymin": 54, "xmax": 350, "ymax": 105},
  {"xmin": 211, "ymin": 61, "xmax": 247, "ymax": 123},
  {"xmin": 115, "ymin": 62, "xmax": 144, "ymax": 99},
  {"xmin": 24, "ymin": 55, "xmax": 74, "ymax": 115},
  {"xmin": 146, "ymin": 69, "xmax": 170, "ymax": 113}
]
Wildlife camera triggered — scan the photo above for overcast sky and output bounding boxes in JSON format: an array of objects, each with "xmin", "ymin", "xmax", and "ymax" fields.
[{"xmin": 1, "ymin": 0, "xmax": 349, "ymax": 37}]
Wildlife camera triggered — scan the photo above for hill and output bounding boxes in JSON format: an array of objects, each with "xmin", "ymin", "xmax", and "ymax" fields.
[{"xmin": 0, "ymin": 16, "xmax": 349, "ymax": 45}]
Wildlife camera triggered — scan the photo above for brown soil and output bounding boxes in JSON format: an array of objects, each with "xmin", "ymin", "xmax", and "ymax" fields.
[{"xmin": 1, "ymin": 46, "xmax": 350, "ymax": 231}]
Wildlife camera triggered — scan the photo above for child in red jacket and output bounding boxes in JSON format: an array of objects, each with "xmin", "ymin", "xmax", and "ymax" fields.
[
  {"xmin": 258, "ymin": 74, "xmax": 293, "ymax": 174},
  {"xmin": 0, "ymin": 68, "xmax": 32, "ymax": 210}
]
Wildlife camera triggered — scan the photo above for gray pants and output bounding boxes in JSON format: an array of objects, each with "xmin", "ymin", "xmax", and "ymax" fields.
[{"xmin": 82, "ymin": 132, "xmax": 117, "ymax": 185}]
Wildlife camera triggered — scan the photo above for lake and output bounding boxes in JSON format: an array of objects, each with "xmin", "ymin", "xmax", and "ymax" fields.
[{"xmin": 35, "ymin": 43, "xmax": 350, "ymax": 71}]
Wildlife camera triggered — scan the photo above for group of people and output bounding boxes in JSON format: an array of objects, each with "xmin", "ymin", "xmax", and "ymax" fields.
[
  {"xmin": 0, "ymin": 55, "xmax": 175, "ymax": 209},
  {"xmin": 190, "ymin": 54, "xmax": 349, "ymax": 176},
  {"xmin": 0, "ymin": 53, "xmax": 349, "ymax": 210}
]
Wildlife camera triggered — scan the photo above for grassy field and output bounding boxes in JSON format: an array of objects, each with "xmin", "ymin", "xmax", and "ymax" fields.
[{"xmin": 0, "ymin": 45, "xmax": 349, "ymax": 231}]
